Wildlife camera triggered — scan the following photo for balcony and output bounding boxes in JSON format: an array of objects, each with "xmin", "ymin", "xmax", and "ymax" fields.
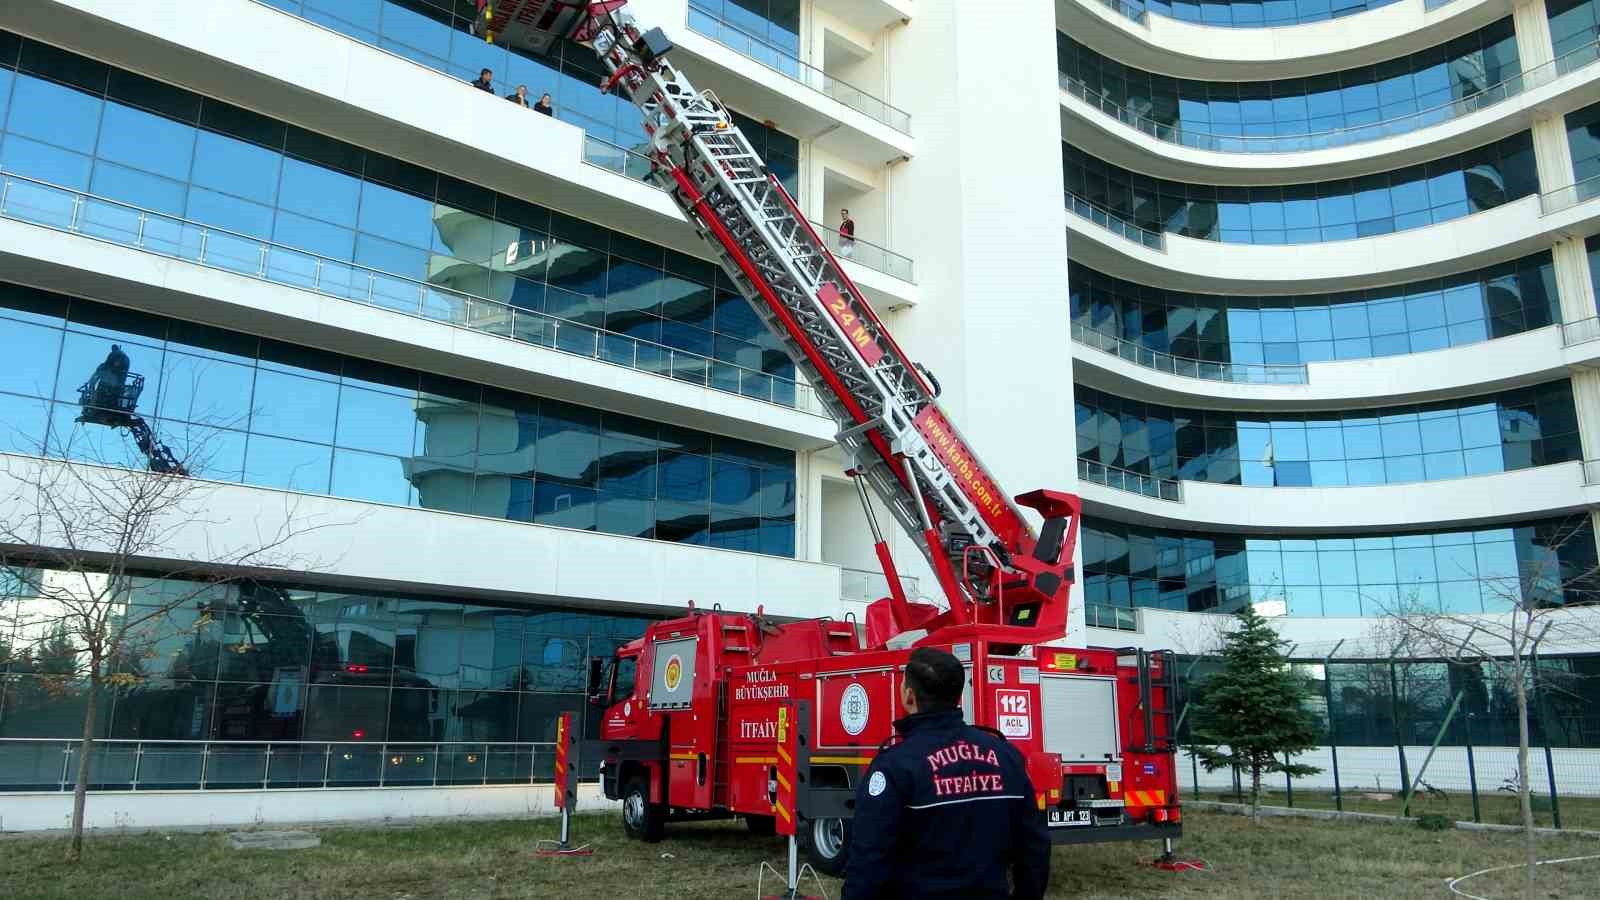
[
  {"xmin": 0, "ymin": 171, "xmax": 825, "ymax": 417},
  {"xmin": 1077, "ymin": 458, "xmax": 1184, "ymax": 502},
  {"xmin": 582, "ymin": 136, "xmax": 916, "ymax": 283},
  {"xmin": 684, "ymin": 5, "xmax": 911, "ymax": 135},
  {"xmin": 1065, "ymin": 193, "xmax": 1165, "ymax": 250},
  {"xmin": 1072, "ymin": 322, "xmax": 1309, "ymax": 385},
  {"xmin": 1060, "ymin": 38, "xmax": 1600, "ymax": 160}
]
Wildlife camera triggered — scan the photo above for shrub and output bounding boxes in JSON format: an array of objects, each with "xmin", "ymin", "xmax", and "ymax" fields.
[{"xmin": 1416, "ymin": 814, "xmax": 1454, "ymax": 832}]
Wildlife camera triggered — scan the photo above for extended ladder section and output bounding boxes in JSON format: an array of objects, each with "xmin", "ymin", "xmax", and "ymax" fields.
[{"xmin": 539, "ymin": 4, "xmax": 1079, "ymax": 644}]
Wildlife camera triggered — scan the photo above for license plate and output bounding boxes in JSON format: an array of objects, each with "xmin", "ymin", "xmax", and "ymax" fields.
[{"xmin": 1047, "ymin": 809, "xmax": 1093, "ymax": 827}]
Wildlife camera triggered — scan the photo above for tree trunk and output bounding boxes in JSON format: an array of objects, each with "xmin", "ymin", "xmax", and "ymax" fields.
[
  {"xmin": 67, "ymin": 667, "xmax": 99, "ymax": 863},
  {"xmin": 1250, "ymin": 764, "xmax": 1262, "ymax": 825},
  {"xmin": 1515, "ymin": 664, "xmax": 1536, "ymax": 900}
]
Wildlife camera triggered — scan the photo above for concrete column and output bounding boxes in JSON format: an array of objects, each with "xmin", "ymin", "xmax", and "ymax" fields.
[
  {"xmin": 1532, "ymin": 114, "xmax": 1576, "ymax": 194},
  {"xmin": 1513, "ymin": 0, "xmax": 1555, "ymax": 70},
  {"xmin": 884, "ymin": 3, "xmax": 1083, "ymax": 638},
  {"xmin": 1552, "ymin": 235, "xmax": 1596, "ymax": 322},
  {"xmin": 799, "ymin": 448, "xmax": 825, "ymax": 562}
]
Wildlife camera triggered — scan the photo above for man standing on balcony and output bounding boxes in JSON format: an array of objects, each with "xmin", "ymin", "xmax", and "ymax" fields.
[
  {"xmin": 536, "ymin": 93, "xmax": 556, "ymax": 117},
  {"xmin": 470, "ymin": 68, "xmax": 495, "ymax": 93},
  {"xmin": 838, "ymin": 209, "xmax": 856, "ymax": 259},
  {"xmin": 507, "ymin": 84, "xmax": 531, "ymax": 107}
]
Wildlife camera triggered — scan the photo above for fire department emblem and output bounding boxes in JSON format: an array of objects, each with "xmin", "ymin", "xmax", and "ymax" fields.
[
  {"xmin": 840, "ymin": 683, "xmax": 870, "ymax": 736},
  {"xmin": 663, "ymin": 654, "xmax": 684, "ymax": 692}
]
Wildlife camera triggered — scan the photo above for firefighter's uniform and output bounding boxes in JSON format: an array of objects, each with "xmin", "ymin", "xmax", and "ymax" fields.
[{"xmin": 842, "ymin": 708, "xmax": 1049, "ymax": 900}]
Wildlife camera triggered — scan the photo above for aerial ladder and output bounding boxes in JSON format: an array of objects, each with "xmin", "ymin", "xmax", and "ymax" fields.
[
  {"xmin": 76, "ymin": 345, "xmax": 188, "ymax": 476},
  {"xmin": 485, "ymin": 0, "xmax": 1080, "ymax": 652}
]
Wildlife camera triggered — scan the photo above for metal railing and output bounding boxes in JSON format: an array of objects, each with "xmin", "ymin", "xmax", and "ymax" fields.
[
  {"xmin": 1086, "ymin": 603, "xmax": 1140, "ymax": 631},
  {"xmin": 1564, "ymin": 316, "xmax": 1600, "ymax": 346},
  {"xmin": 1065, "ymin": 192, "xmax": 1166, "ymax": 250},
  {"xmin": 685, "ymin": 6, "xmax": 911, "ymax": 135},
  {"xmin": 1541, "ymin": 173, "xmax": 1600, "ymax": 215},
  {"xmin": 841, "ymin": 566, "xmax": 924, "ymax": 605},
  {"xmin": 1084, "ymin": 0, "xmax": 1149, "ymax": 22},
  {"xmin": 1060, "ymin": 38, "xmax": 1600, "ymax": 156},
  {"xmin": 1584, "ymin": 460, "xmax": 1600, "ymax": 486},
  {"xmin": 581, "ymin": 135, "xmax": 916, "ymax": 283},
  {"xmin": 1077, "ymin": 458, "xmax": 1184, "ymax": 502},
  {"xmin": 1072, "ymin": 322, "xmax": 1311, "ymax": 384},
  {"xmin": 0, "ymin": 171, "xmax": 824, "ymax": 416},
  {"xmin": 0, "ymin": 738, "xmax": 555, "ymax": 792}
]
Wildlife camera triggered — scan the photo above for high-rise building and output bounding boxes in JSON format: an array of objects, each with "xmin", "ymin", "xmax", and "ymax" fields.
[{"xmin": 0, "ymin": 0, "xmax": 1595, "ymax": 830}]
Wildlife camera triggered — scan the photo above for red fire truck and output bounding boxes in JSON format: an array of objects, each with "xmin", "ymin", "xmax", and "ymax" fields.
[{"xmin": 481, "ymin": 1, "xmax": 1184, "ymax": 875}]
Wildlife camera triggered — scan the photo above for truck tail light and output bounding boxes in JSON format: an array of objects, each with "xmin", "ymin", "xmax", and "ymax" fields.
[
  {"xmin": 1153, "ymin": 808, "xmax": 1169, "ymax": 822},
  {"xmin": 1169, "ymin": 808, "xmax": 1182, "ymax": 823}
]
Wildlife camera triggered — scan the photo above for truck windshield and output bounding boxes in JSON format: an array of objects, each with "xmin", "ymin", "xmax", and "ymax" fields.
[{"xmin": 610, "ymin": 656, "xmax": 637, "ymax": 705}]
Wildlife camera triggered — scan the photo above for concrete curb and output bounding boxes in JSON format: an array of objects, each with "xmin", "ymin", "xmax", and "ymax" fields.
[{"xmin": 1190, "ymin": 800, "xmax": 1600, "ymax": 838}]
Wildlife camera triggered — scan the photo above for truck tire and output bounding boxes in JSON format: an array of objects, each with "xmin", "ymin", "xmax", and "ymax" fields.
[
  {"xmin": 744, "ymin": 815, "xmax": 776, "ymax": 835},
  {"xmin": 798, "ymin": 817, "xmax": 851, "ymax": 877},
  {"xmin": 621, "ymin": 776, "xmax": 664, "ymax": 843}
]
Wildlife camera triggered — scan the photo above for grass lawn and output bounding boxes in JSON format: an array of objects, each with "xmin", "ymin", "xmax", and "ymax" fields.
[{"xmin": 4, "ymin": 807, "xmax": 1599, "ymax": 899}]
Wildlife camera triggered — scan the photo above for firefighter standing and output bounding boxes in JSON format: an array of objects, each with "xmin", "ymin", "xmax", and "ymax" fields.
[{"xmin": 843, "ymin": 647, "xmax": 1050, "ymax": 900}]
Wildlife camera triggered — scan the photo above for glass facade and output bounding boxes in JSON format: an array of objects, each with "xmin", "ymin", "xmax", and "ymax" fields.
[
  {"xmin": 688, "ymin": 0, "xmax": 802, "ymax": 56},
  {"xmin": 0, "ymin": 281, "xmax": 799, "ymax": 556},
  {"xmin": 253, "ymin": 1, "xmax": 801, "ymax": 192},
  {"xmin": 1058, "ymin": 26, "xmax": 1519, "ymax": 139},
  {"xmin": 1070, "ymin": 255, "xmax": 1560, "ymax": 366},
  {"xmin": 1551, "ymin": 0, "xmax": 1600, "ymax": 57},
  {"xmin": 1566, "ymin": 97, "xmax": 1600, "ymax": 184},
  {"xmin": 1082, "ymin": 515, "xmax": 1599, "ymax": 617},
  {"xmin": 1062, "ymin": 136, "xmax": 1538, "ymax": 245},
  {"xmin": 1134, "ymin": 0, "xmax": 1402, "ymax": 27},
  {"xmin": 0, "ymin": 32, "xmax": 798, "ymax": 394},
  {"xmin": 0, "ymin": 568, "xmax": 653, "ymax": 788},
  {"xmin": 1076, "ymin": 381, "xmax": 1581, "ymax": 487}
]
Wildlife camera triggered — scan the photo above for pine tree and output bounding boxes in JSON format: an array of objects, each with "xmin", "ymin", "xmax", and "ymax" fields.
[{"xmin": 1191, "ymin": 605, "xmax": 1323, "ymax": 824}]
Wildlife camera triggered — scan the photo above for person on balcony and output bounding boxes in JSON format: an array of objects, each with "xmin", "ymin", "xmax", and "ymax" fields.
[
  {"xmin": 535, "ymin": 92, "xmax": 556, "ymax": 117},
  {"xmin": 507, "ymin": 84, "xmax": 531, "ymax": 107},
  {"xmin": 470, "ymin": 68, "xmax": 495, "ymax": 93},
  {"xmin": 838, "ymin": 209, "xmax": 856, "ymax": 259}
]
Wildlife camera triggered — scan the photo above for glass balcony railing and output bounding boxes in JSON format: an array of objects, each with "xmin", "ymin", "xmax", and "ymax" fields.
[
  {"xmin": 1086, "ymin": 603, "xmax": 1140, "ymax": 631},
  {"xmin": 685, "ymin": 6, "xmax": 912, "ymax": 135},
  {"xmin": 1060, "ymin": 38, "xmax": 1600, "ymax": 156},
  {"xmin": 1071, "ymin": 322, "xmax": 1312, "ymax": 385},
  {"xmin": 0, "ymin": 737, "xmax": 554, "ymax": 791},
  {"xmin": 1563, "ymin": 315, "xmax": 1600, "ymax": 347},
  {"xmin": 1541, "ymin": 173, "xmax": 1600, "ymax": 215},
  {"xmin": 841, "ymin": 566, "xmax": 925, "ymax": 605},
  {"xmin": 1065, "ymin": 192, "xmax": 1166, "ymax": 249},
  {"xmin": 0, "ymin": 171, "xmax": 824, "ymax": 416},
  {"xmin": 582, "ymin": 135, "xmax": 916, "ymax": 283},
  {"xmin": 1077, "ymin": 458, "xmax": 1184, "ymax": 502}
]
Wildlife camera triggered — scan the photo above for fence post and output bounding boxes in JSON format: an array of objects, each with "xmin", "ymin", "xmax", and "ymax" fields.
[
  {"xmin": 1284, "ymin": 753, "xmax": 1294, "ymax": 807},
  {"xmin": 1388, "ymin": 660, "xmax": 1413, "ymax": 816},
  {"xmin": 1190, "ymin": 750, "xmax": 1200, "ymax": 801},
  {"xmin": 1323, "ymin": 642, "xmax": 1345, "ymax": 811},
  {"xmin": 1464, "ymin": 713, "xmax": 1481, "ymax": 823}
]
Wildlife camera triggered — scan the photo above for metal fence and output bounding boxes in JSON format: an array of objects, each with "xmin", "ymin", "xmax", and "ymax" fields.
[
  {"xmin": 581, "ymin": 135, "xmax": 916, "ymax": 283},
  {"xmin": 0, "ymin": 170, "xmax": 824, "ymax": 416},
  {"xmin": 0, "ymin": 738, "xmax": 557, "ymax": 792},
  {"xmin": 1071, "ymin": 321, "xmax": 1311, "ymax": 384},
  {"xmin": 1060, "ymin": 37, "xmax": 1600, "ymax": 156},
  {"xmin": 1563, "ymin": 316, "xmax": 1600, "ymax": 346},
  {"xmin": 684, "ymin": 6, "xmax": 911, "ymax": 134}
]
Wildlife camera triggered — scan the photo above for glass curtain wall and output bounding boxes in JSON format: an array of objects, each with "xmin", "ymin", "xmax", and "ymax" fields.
[
  {"xmin": 1138, "ymin": 0, "xmax": 1403, "ymax": 28},
  {"xmin": 1551, "ymin": 0, "xmax": 1600, "ymax": 57},
  {"xmin": 0, "ymin": 569, "xmax": 654, "ymax": 788},
  {"xmin": 0, "ymin": 282, "xmax": 799, "ymax": 556},
  {"xmin": 1070, "ymin": 255, "xmax": 1559, "ymax": 365},
  {"xmin": 1062, "ymin": 135, "xmax": 1539, "ymax": 244},
  {"xmin": 0, "ymin": 32, "xmax": 797, "ymax": 393},
  {"xmin": 1076, "ymin": 382, "xmax": 1581, "ymax": 486},
  {"xmin": 1058, "ymin": 27, "xmax": 1520, "ymax": 140},
  {"xmin": 1082, "ymin": 516, "xmax": 1599, "ymax": 617}
]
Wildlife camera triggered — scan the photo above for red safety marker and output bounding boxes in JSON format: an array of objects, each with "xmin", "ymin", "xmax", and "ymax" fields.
[
  {"xmin": 536, "ymin": 712, "xmax": 594, "ymax": 857},
  {"xmin": 759, "ymin": 702, "xmax": 822, "ymax": 900}
]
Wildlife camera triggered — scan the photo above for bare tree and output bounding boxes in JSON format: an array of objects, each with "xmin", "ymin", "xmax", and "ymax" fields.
[
  {"xmin": 0, "ymin": 407, "xmax": 352, "ymax": 862},
  {"xmin": 1371, "ymin": 515, "xmax": 1600, "ymax": 900}
]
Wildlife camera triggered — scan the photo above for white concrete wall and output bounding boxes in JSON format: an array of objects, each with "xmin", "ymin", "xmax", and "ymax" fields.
[
  {"xmin": 1178, "ymin": 746, "xmax": 1600, "ymax": 799},
  {"xmin": 0, "ymin": 782, "xmax": 615, "ymax": 832}
]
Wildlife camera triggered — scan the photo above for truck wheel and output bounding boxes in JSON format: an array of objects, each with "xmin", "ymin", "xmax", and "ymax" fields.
[
  {"xmin": 798, "ymin": 817, "xmax": 851, "ymax": 877},
  {"xmin": 745, "ymin": 815, "xmax": 776, "ymax": 835},
  {"xmin": 621, "ymin": 776, "xmax": 664, "ymax": 843}
]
